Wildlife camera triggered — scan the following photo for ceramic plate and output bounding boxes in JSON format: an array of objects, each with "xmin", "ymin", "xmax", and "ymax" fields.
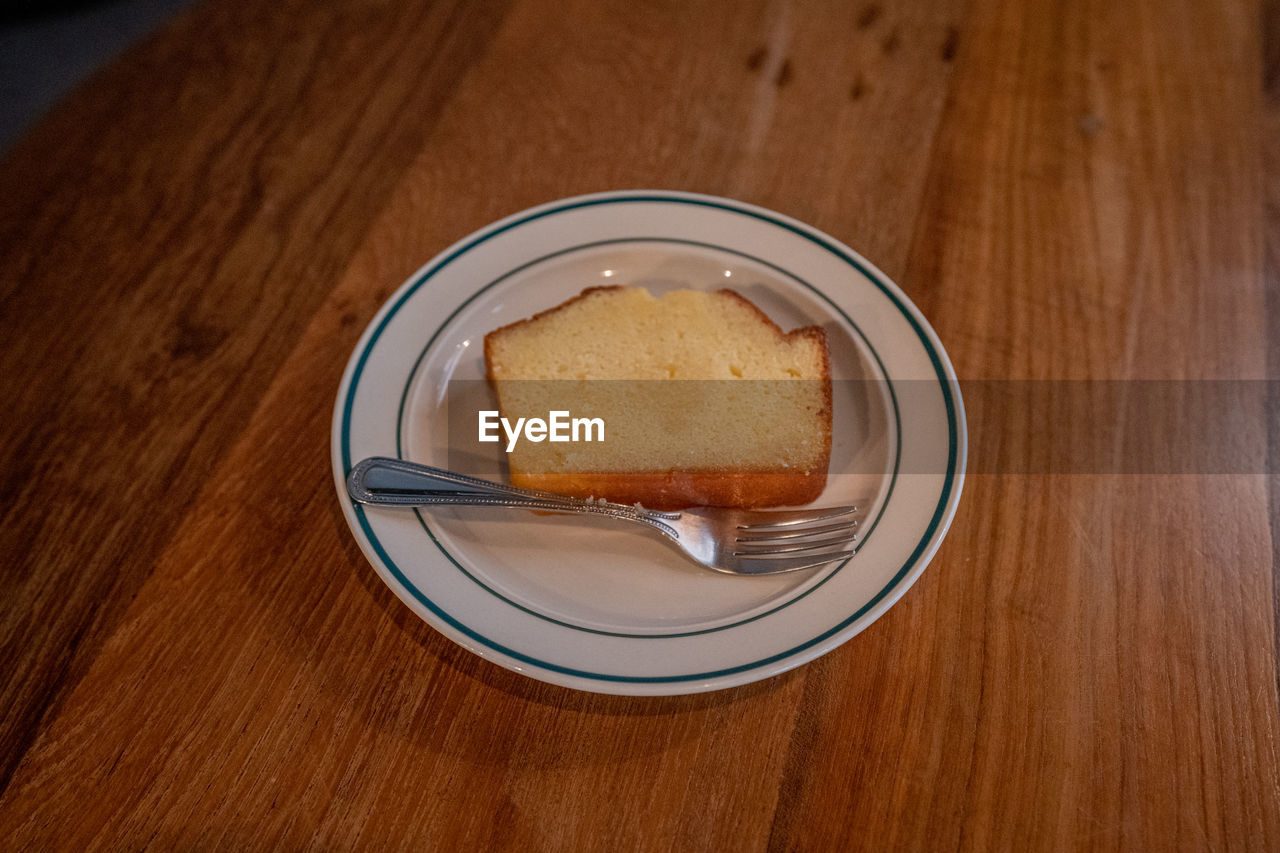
[{"xmin": 332, "ymin": 190, "xmax": 965, "ymax": 695}]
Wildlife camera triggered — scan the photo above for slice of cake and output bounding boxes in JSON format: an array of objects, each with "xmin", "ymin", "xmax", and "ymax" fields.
[{"xmin": 482, "ymin": 286, "xmax": 832, "ymax": 508}]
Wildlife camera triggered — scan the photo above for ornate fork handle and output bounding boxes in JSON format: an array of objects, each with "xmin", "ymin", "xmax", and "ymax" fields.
[{"xmin": 345, "ymin": 457, "xmax": 682, "ymax": 538}]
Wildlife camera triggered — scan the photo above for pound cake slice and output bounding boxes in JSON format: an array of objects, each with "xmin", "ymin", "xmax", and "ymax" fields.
[{"xmin": 483, "ymin": 286, "xmax": 832, "ymax": 509}]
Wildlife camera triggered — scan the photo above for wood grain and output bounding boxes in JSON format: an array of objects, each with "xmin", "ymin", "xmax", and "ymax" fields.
[
  {"xmin": 0, "ymin": 0, "xmax": 516, "ymax": 797},
  {"xmin": 1, "ymin": 0, "xmax": 1278, "ymax": 847}
]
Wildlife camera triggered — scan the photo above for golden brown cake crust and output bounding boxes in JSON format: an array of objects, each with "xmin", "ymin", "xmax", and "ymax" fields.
[
  {"xmin": 509, "ymin": 470, "xmax": 828, "ymax": 510},
  {"xmin": 483, "ymin": 287, "xmax": 833, "ymax": 509}
]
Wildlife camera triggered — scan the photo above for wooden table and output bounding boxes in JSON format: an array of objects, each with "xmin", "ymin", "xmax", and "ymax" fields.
[{"xmin": 3, "ymin": 0, "xmax": 1277, "ymax": 847}]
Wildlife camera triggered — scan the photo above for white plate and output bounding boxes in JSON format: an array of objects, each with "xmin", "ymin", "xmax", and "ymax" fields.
[{"xmin": 332, "ymin": 191, "xmax": 965, "ymax": 695}]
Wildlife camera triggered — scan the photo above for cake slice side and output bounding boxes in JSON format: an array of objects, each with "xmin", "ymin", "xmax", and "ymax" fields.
[{"xmin": 482, "ymin": 287, "xmax": 832, "ymax": 509}]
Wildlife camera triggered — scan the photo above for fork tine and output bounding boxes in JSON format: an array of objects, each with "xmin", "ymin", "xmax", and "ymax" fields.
[
  {"xmin": 736, "ymin": 543, "xmax": 857, "ymax": 561},
  {"xmin": 735, "ymin": 519, "xmax": 858, "ymax": 542},
  {"xmin": 736, "ymin": 506, "xmax": 858, "ymax": 530},
  {"xmin": 734, "ymin": 550, "xmax": 857, "ymax": 574},
  {"xmin": 732, "ymin": 531, "xmax": 857, "ymax": 555}
]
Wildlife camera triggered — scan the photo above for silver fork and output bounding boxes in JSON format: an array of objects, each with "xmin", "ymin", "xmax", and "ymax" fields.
[{"xmin": 346, "ymin": 457, "xmax": 859, "ymax": 575}]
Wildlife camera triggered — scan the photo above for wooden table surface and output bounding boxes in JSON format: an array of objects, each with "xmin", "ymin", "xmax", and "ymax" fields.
[{"xmin": 3, "ymin": 0, "xmax": 1278, "ymax": 847}]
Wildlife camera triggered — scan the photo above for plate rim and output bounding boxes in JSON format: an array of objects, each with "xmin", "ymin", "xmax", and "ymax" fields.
[{"xmin": 331, "ymin": 189, "xmax": 967, "ymax": 695}]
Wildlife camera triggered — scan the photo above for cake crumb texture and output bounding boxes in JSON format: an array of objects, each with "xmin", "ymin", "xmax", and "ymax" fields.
[{"xmin": 483, "ymin": 286, "xmax": 832, "ymax": 508}]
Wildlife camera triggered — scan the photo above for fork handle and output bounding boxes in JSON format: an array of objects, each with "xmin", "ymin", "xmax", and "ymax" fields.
[
  {"xmin": 344, "ymin": 457, "xmax": 682, "ymax": 535},
  {"xmin": 347, "ymin": 456, "xmax": 569, "ymax": 504},
  {"xmin": 354, "ymin": 492, "xmax": 666, "ymax": 524},
  {"xmin": 345, "ymin": 457, "xmax": 676, "ymax": 520}
]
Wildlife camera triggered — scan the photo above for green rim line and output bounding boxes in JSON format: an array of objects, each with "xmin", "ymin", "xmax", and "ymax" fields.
[
  {"xmin": 390, "ymin": 236, "xmax": 901, "ymax": 638},
  {"xmin": 339, "ymin": 193, "xmax": 961, "ymax": 685}
]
